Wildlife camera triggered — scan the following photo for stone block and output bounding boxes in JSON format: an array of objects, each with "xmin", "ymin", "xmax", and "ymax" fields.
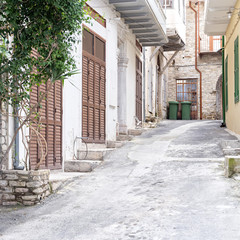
[
  {"xmin": 43, "ymin": 180, "xmax": 49, "ymax": 185},
  {"xmin": 225, "ymin": 156, "xmax": 240, "ymax": 177},
  {"xmin": 22, "ymin": 195, "xmax": 38, "ymax": 201},
  {"xmin": 2, "ymin": 201, "xmax": 18, "ymax": 206},
  {"xmin": 40, "ymin": 174, "xmax": 49, "ymax": 180},
  {"xmin": 128, "ymin": 129, "xmax": 144, "ymax": 136},
  {"xmin": 9, "ymin": 181, "xmax": 26, "ymax": 187},
  {"xmin": 2, "ymin": 194, "xmax": 15, "ymax": 200},
  {"xmin": 31, "ymin": 176, "xmax": 42, "ymax": 181},
  {"xmin": 45, "ymin": 190, "xmax": 51, "ymax": 197},
  {"xmin": 15, "ymin": 188, "xmax": 29, "ymax": 193},
  {"xmin": 17, "ymin": 171, "xmax": 30, "ymax": 176},
  {"xmin": 30, "ymin": 170, "xmax": 50, "ymax": 176},
  {"xmin": 1, "ymin": 187, "xmax": 13, "ymax": 193},
  {"xmin": 33, "ymin": 188, "xmax": 44, "ymax": 194},
  {"xmin": 18, "ymin": 175, "xmax": 29, "ymax": 180},
  {"xmin": 26, "ymin": 181, "xmax": 43, "ymax": 188},
  {"xmin": 79, "ymin": 150, "xmax": 104, "ymax": 160},
  {"xmin": 42, "ymin": 185, "xmax": 49, "ymax": 192},
  {"xmin": 23, "ymin": 201, "xmax": 35, "ymax": 206},
  {"xmin": 3, "ymin": 174, "xmax": 19, "ymax": 180},
  {"xmin": 0, "ymin": 180, "xmax": 8, "ymax": 187},
  {"xmin": 64, "ymin": 160, "xmax": 93, "ymax": 172}
]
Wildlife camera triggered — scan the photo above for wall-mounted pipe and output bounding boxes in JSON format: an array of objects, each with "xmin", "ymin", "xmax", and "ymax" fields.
[{"xmin": 189, "ymin": 1, "xmax": 202, "ymax": 120}]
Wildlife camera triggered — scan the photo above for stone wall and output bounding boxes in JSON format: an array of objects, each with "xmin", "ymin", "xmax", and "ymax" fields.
[
  {"xmin": 0, "ymin": 170, "xmax": 50, "ymax": 206},
  {"xmin": 167, "ymin": 2, "xmax": 222, "ymax": 120},
  {"xmin": 0, "ymin": 103, "xmax": 8, "ymax": 169}
]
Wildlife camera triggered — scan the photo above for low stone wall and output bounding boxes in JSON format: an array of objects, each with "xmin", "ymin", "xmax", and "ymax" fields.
[{"xmin": 0, "ymin": 170, "xmax": 50, "ymax": 206}]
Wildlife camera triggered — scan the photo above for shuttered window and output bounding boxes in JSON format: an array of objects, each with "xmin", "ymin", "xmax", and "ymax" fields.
[
  {"xmin": 136, "ymin": 56, "xmax": 142, "ymax": 121},
  {"xmin": 234, "ymin": 36, "xmax": 239, "ymax": 103},
  {"xmin": 30, "ymin": 81, "xmax": 62, "ymax": 170},
  {"xmin": 82, "ymin": 28, "xmax": 106, "ymax": 143},
  {"xmin": 225, "ymin": 56, "xmax": 228, "ymax": 111}
]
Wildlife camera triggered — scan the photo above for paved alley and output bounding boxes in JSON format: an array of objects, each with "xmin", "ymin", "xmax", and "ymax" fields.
[{"xmin": 1, "ymin": 120, "xmax": 240, "ymax": 240}]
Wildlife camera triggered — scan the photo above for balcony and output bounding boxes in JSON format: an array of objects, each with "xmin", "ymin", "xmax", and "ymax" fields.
[
  {"xmin": 204, "ymin": 0, "xmax": 237, "ymax": 36},
  {"xmin": 109, "ymin": 0, "xmax": 168, "ymax": 46},
  {"xmin": 199, "ymin": 35, "xmax": 222, "ymax": 55}
]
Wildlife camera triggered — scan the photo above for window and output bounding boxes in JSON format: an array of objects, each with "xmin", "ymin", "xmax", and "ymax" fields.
[
  {"xmin": 225, "ymin": 56, "xmax": 228, "ymax": 111},
  {"xmin": 160, "ymin": 0, "xmax": 173, "ymax": 8},
  {"xmin": 200, "ymin": 35, "xmax": 222, "ymax": 53},
  {"xmin": 176, "ymin": 79, "xmax": 198, "ymax": 119},
  {"xmin": 234, "ymin": 36, "xmax": 239, "ymax": 103}
]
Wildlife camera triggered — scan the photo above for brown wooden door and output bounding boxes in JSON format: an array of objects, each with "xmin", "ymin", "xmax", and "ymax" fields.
[
  {"xmin": 82, "ymin": 28, "xmax": 106, "ymax": 143},
  {"xmin": 136, "ymin": 56, "xmax": 143, "ymax": 121},
  {"xmin": 29, "ymin": 81, "xmax": 62, "ymax": 170}
]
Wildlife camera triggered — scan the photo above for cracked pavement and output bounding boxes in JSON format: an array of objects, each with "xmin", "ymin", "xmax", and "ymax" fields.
[{"xmin": 1, "ymin": 120, "xmax": 240, "ymax": 240}]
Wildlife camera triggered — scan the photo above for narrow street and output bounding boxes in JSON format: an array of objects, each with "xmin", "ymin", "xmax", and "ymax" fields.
[{"xmin": 1, "ymin": 120, "xmax": 240, "ymax": 240}]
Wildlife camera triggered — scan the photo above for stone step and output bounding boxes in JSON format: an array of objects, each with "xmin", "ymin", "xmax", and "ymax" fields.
[
  {"xmin": 77, "ymin": 150, "xmax": 104, "ymax": 160},
  {"xmin": 116, "ymin": 134, "xmax": 133, "ymax": 141},
  {"xmin": 77, "ymin": 149, "xmax": 114, "ymax": 160},
  {"xmin": 221, "ymin": 140, "xmax": 240, "ymax": 149},
  {"xmin": 223, "ymin": 148, "xmax": 240, "ymax": 156},
  {"xmin": 107, "ymin": 141, "xmax": 125, "ymax": 148},
  {"xmin": 128, "ymin": 128, "xmax": 145, "ymax": 136},
  {"xmin": 86, "ymin": 143, "xmax": 107, "ymax": 149},
  {"xmin": 64, "ymin": 160, "xmax": 101, "ymax": 173}
]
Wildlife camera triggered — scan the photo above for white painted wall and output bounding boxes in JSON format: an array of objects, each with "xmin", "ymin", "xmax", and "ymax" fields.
[
  {"xmin": 166, "ymin": 0, "xmax": 186, "ymax": 43},
  {"xmin": 126, "ymin": 34, "xmax": 139, "ymax": 129},
  {"xmin": 63, "ymin": 0, "xmax": 119, "ymax": 162},
  {"xmin": 145, "ymin": 47, "xmax": 168, "ymax": 120}
]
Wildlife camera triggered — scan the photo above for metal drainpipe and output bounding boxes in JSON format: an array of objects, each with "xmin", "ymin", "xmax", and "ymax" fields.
[
  {"xmin": 189, "ymin": 1, "xmax": 203, "ymax": 120},
  {"xmin": 14, "ymin": 108, "xmax": 24, "ymax": 170},
  {"xmin": 143, "ymin": 47, "xmax": 146, "ymax": 123},
  {"xmin": 221, "ymin": 36, "xmax": 226, "ymax": 127}
]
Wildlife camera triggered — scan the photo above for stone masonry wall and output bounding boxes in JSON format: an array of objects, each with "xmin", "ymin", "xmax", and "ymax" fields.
[
  {"xmin": 167, "ymin": 2, "xmax": 222, "ymax": 120},
  {"xmin": 0, "ymin": 103, "xmax": 8, "ymax": 169},
  {"xmin": 0, "ymin": 170, "xmax": 50, "ymax": 206}
]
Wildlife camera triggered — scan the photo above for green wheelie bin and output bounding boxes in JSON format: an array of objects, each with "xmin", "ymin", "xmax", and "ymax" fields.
[
  {"xmin": 169, "ymin": 101, "xmax": 179, "ymax": 120},
  {"xmin": 181, "ymin": 101, "xmax": 191, "ymax": 120}
]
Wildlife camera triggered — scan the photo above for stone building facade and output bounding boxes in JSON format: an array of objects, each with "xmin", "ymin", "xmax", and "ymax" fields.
[
  {"xmin": 167, "ymin": 1, "xmax": 222, "ymax": 120},
  {"xmin": 0, "ymin": 104, "xmax": 8, "ymax": 169}
]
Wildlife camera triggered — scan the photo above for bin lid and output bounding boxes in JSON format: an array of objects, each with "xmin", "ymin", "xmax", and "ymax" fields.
[
  {"xmin": 169, "ymin": 101, "xmax": 179, "ymax": 105},
  {"xmin": 181, "ymin": 101, "xmax": 192, "ymax": 105}
]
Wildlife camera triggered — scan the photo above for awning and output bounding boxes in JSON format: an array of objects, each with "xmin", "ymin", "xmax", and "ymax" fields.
[{"xmin": 109, "ymin": 0, "xmax": 168, "ymax": 46}]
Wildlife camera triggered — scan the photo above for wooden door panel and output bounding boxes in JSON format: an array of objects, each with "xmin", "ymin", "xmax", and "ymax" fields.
[
  {"xmin": 82, "ymin": 28, "xmax": 106, "ymax": 143},
  {"xmin": 29, "ymin": 81, "xmax": 62, "ymax": 170},
  {"xmin": 136, "ymin": 57, "xmax": 143, "ymax": 121}
]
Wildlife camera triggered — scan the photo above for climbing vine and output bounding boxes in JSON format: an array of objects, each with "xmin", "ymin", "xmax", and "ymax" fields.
[{"xmin": 0, "ymin": 0, "xmax": 90, "ymax": 168}]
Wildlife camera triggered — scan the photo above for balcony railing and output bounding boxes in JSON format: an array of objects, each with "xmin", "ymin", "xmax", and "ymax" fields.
[
  {"xmin": 160, "ymin": 0, "xmax": 173, "ymax": 8},
  {"xmin": 199, "ymin": 35, "xmax": 222, "ymax": 53}
]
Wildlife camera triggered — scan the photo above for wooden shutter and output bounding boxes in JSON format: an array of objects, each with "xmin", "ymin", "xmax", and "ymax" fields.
[
  {"xmin": 29, "ymin": 81, "xmax": 62, "ymax": 170},
  {"xmin": 136, "ymin": 56, "xmax": 143, "ymax": 121},
  {"xmin": 225, "ymin": 56, "xmax": 228, "ymax": 111},
  {"xmin": 82, "ymin": 28, "xmax": 106, "ymax": 143},
  {"xmin": 234, "ymin": 36, "xmax": 239, "ymax": 103}
]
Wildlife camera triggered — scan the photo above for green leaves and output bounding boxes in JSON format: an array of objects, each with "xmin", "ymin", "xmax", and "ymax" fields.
[{"xmin": 0, "ymin": 0, "xmax": 89, "ymax": 107}]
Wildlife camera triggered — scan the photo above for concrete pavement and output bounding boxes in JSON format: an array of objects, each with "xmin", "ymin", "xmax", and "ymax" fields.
[{"xmin": 1, "ymin": 120, "xmax": 240, "ymax": 240}]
